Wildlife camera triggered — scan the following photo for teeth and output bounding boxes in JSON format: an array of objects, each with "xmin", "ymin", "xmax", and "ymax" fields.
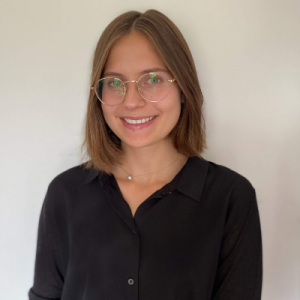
[{"xmin": 124, "ymin": 116, "xmax": 155, "ymax": 124}]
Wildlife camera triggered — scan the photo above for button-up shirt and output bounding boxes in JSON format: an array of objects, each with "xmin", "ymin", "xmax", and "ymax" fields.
[{"xmin": 28, "ymin": 156, "xmax": 263, "ymax": 300}]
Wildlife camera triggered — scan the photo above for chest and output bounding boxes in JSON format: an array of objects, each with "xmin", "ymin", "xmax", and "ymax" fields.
[{"xmin": 115, "ymin": 179, "xmax": 167, "ymax": 217}]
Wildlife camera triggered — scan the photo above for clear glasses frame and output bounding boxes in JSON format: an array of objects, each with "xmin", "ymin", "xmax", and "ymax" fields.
[{"xmin": 90, "ymin": 72, "xmax": 176, "ymax": 106}]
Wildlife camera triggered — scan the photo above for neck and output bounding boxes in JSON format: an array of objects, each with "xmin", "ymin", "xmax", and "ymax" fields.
[{"xmin": 113, "ymin": 139, "xmax": 188, "ymax": 185}]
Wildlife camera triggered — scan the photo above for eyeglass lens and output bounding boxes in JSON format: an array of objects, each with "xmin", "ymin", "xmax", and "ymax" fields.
[{"xmin": 95, "ymin": 72, "xmax": 171, "ymax": 106}]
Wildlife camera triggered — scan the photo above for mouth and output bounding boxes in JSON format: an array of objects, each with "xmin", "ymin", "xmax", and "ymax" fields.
[{"xmin": 120, "ymin": 115, "xmax": 158, "ymax": 131}]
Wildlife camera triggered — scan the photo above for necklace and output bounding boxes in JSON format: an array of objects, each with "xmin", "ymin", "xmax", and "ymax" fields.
[{"xmin": 120, "ymin": 154, "xmax": 180, "ymax": 180}]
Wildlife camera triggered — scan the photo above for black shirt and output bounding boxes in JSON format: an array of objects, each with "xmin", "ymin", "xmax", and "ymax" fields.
[{"xmin": 28, "ymin": 156, "xmax": 263, "ymax": 300}]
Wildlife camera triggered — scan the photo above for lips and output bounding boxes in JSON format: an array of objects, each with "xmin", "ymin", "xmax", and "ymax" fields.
[
  {"xmin": 121, "ymin": 115, "xmax": 158, "ymax": 130},
  {"xmin": 121, "ymin": 115, "xmax": 157, "ymax": 120}
]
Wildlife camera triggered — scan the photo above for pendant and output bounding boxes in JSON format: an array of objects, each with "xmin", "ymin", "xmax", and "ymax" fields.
[{"xmin": 128, "ymin": 175, "xmax": 133, "ymax": 180}]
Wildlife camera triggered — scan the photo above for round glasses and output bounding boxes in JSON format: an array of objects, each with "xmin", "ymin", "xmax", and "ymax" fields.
[{"xmin": 91, "ymin": 72, "xmax": 176, "ymax": 106}]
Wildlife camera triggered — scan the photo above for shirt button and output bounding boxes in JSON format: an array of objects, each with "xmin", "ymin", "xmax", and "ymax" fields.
[{"xmin": 128, "ymin": 278, "xmax": 134, "ymax": 285}]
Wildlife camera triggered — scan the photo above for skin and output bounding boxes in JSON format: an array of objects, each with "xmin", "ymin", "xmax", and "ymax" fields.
[{"xmin": 101, "ymin": 30, "xmax": 187, "ymax": 187}]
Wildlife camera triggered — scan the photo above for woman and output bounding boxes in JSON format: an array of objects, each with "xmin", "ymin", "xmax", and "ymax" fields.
[{"xmin": 29, "ymin": 9, "xmax": 262, "ymax": 300}]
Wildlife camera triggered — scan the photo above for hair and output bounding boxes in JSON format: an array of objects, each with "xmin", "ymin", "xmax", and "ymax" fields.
[{"xmin": 80, "ymin": 9, "xmax": 207, "ymax": 175}]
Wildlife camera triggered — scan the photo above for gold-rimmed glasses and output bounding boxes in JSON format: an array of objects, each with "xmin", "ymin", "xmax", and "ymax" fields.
[{"xmin": 91, "ymin": 72, "xmax": 176, "ymax": 106}]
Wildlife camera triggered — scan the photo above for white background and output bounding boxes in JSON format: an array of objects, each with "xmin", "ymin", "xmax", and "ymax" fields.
[{"xmin": 0, "ymin": 0, "xmax": 299, "ymax": 299}]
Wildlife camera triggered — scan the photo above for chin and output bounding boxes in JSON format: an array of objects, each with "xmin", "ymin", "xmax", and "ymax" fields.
[{"xmin": 121, "ymin": 136, "xmax": 163, "ymax": 149}]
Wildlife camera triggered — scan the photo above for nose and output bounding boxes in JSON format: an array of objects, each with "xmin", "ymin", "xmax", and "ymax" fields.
[{"xmin": 122, "ymin": 81, "xmax": 146, "ymax": 108}]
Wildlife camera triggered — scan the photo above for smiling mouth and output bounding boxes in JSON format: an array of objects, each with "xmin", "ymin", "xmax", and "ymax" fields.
[
  {"xmin": 120, "ymin": 115, "xmax": 158, "ymax": 130},
  {"xmin": 123, "ymin": 116, "xmax": 157, "ymax": 124}
]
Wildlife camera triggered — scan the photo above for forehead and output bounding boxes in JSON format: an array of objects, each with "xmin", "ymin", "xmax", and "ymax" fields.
[{"xmin": 103, "ymin": 31, "xmax": 166, "ymax": 74}]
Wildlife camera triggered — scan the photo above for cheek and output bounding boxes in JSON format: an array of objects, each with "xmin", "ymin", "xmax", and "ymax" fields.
[
  {"xmin": 169, "ymin": 94, "xmax": 183, "ymax": 123},
  {"xmin": 101, "ymin": 105, "xmax": 113, "ymax": 121},
  {"xmin": 100, "ymin": 106, "xmax": 116, "ymax": 131},
  {"xmin": 160, "ymin": 92, "xmax": 182, "ymax": 117}
]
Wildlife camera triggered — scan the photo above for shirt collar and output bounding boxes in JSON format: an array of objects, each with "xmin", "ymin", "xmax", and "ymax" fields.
[
  {"xmin": 84, "ymin": 156, "xmax": 209, "ymax": 202},
  {"xmin": 175, "ymin": 156, "xmax": 209, "ymax": 202},
  {"xmin": 84, "ymin": 167, "xmax": 101, "ymax": 184}
]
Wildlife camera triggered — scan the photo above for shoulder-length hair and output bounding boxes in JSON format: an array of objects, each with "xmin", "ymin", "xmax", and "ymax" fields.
[{"xmin": 80, "ymin": 9, "xmax": 207, "ymax": 175}]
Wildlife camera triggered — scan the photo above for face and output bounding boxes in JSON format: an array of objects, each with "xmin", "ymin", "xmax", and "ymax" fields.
[{"xmin": 101, "ymin": 31, "xmax": 182, "ymax": 150}]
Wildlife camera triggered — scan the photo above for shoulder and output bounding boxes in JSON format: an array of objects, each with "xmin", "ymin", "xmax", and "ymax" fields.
[
  {"xmin": 43, "ymin": 164, "xmax": 92, "ymax": 209},
  {"xmin": 48, "ymin": 163, "xmax": 91, "ymax": 190},
  {"xmin": 204, "ymin": 159, "xmax": 257, "ymax": 217},
  {"xmin": 204, "ymin": 159, "xmax": 258, "ymax": 230},
  {"xmin": 204, "ymin": 159, "xmax": 255, "ymax": 193}
]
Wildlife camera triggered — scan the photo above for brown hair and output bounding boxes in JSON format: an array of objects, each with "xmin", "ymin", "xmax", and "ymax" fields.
[{"xmin": 80, "ymin": 9, "xmax": 207, "ymax": 175}]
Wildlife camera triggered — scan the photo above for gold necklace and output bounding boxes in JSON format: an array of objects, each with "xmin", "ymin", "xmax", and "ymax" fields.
[{"xmin": 120, "ymin": 154, "xmax": 180, "ymax": 181}]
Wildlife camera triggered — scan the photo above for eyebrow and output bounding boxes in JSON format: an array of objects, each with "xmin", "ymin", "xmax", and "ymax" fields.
[{"xmin": 102, "ymin": 68, "xmax": 170, "ymax": 77}]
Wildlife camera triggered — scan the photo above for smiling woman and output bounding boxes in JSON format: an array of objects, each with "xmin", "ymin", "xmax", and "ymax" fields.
[
  {"xmin": 98, "ymin": 31, "xmax": 185, "ymax": 171},
  {"xmin": 28, "ymin": 9, "xmax": 262, "ymax": 300},
  {"xmin": 80, "ymin": 10, "xmax": 207, "ymax": 180}
]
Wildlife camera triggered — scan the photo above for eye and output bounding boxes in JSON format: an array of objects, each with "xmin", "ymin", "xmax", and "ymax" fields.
[
  {"xmin": 147, "ymin": 73, "xmax": 162, "ymax": 84},
  {"xmin": 149, "ymin": 77, "xmax": 160, "ymax": 84},
  {"xmin": 108, "ymin": 78, "xmax": 122, "ymax": 87}
]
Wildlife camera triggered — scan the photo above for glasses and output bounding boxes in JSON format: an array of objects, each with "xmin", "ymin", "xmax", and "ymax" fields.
[{"xmin": 91, "ymin": 72, "xmax": 176, "ymax": 106}]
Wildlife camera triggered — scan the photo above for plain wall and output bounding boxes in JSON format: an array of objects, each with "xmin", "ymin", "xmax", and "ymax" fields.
[{"xmin": 0, "ymin": 0, "xmax": 299, "ymax": 299}]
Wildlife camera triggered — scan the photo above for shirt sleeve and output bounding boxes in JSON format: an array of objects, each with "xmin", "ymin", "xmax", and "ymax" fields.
[
  {"xmin": 28, "ymin": 181, "xmax": 65, "ymax": 300},
  {"xmin": 211, "ymin": 179, "xmax": 263, "ymax": 300}
]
